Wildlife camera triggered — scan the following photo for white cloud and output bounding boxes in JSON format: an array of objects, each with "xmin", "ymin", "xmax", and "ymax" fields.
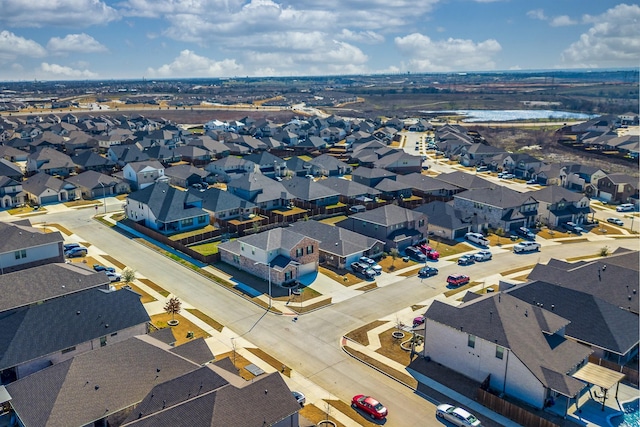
[
  {"xmin": 47, "ymin": 33, "xmax": 108, "ymax": 54},
  {"xmin": 147, "ymin": 50, "xmax": 243, "ymax": 77},
  {"xmin": 38, "ymin": 62, "xmax": 98, "ymax": 78},
  {"xmin": 562, "ymin": 4, "xmax": 640, "ymax": 67},
  {"xmin": 527, "ymin": 9, "xmax": 546, "ymax": 20},
  {"xmin": 395, "ymin": 33, "xmax": 501, "ymax": 72},
  {"xmin": 0, "ymin": 0, "xmax": 119, "ymax": 27},
  {"xmin": 337, "ymin": 29, "xmax": 384, "ymax": 44},
  {"xmin": 549, "ymin": 15, "xmax": 576, "ymax": 27},
  {"xmin": 0, "ymin": 30, "xmax": 46, "ymax": 61}
]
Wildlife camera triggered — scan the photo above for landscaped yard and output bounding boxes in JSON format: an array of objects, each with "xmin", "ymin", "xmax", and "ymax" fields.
[
  {"xmin": 150, "ymin": 312, "xmax": 211, "ymax": 346},
  {"xmin": 319, "ymin": 266, "xmax": 363, "ymax": 287},
  {"xmin": 319, "ymin": 215, "xmax": 347, "ymax": 225},
  {"xmin": 377, "ymin": 254, "xmax": 417, "ymax": 272},
  {"xmin": 189, "ymin": 240, "xmax": 230, "ymax": 256}
]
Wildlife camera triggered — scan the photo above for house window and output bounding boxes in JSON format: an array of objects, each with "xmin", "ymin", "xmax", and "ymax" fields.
[
  {"xmin": 251, "ymin": 248, "xmax": 255, "ymax": 255},
  {"xmin": 284, "ymin": 271, "xmax": 292, "ymax": 281},
  {"xmin": 241, "ymin": 244, "xmax": 245, "ymax": 251},
  {"xmin": 61, "ymin": 346, "xmax": 76, "ymax": 354},
  {"xmin": 467, "ymin": 334, "xmax": 475, "ymax": 348},
  {"xmin": 181, "ymin": 218, "xmax": 193, "ymax": 227},
  {"xmin": 307, "ymin": 245, "xmax": 314, "ymax": 254},
  {"xmin": 100, "ymin": 336, "xmax": 107, "ymax": 347},
  {"xmin": 296, "ymin": 248, "xmax": 303, "ymax": 257},
  {"xmin": 14, "ymin": 249, "xmax": 26, "ymax": 259},
  {"xmin": 233, "ymin": 255, "xmax": 240, "ymax": 264},
  {"xmin": 496, "ymin": 345, "xmax": 504, "ymax": 359},
  {"xmin": 418, "ymin": 219, "xmax": 425, "ymax": 227}
]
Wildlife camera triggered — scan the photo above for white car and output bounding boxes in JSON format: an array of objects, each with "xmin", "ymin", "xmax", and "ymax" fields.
[
  {"xmin": 473, "ymin": 250, "xmax": 492, "ymax": 262},
  {"xmin": 513, "ymin": 241, "xmax": 541, "ymax": 253},
  {"xmin": 106, "ymin": 271, "xmax": 121, "ymax": 282},
  {"xmin": 607, "ymin": 217, "xmax": 624, "ymax": 226},
  {"xmin": 616, "ymin": 203, "xmax": 634, "ymax": 212},
  {"xmin": 436, "ymin": 404, "xmax": 482, "ymax": 427}
]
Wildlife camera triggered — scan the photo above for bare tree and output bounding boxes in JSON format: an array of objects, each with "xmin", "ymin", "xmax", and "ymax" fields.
[{"xmin": 164, "ymin": 297, "xmax": 182, "ymax": 323}]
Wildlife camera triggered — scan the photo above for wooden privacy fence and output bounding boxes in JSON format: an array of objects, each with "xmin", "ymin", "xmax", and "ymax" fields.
[
  {"xmin": 476, "ymin": 389, "xmax": 558, "ymax": 427},
  {"xmin": 588, "ymin": 355, "xmax": 639, "ymax": 387}
]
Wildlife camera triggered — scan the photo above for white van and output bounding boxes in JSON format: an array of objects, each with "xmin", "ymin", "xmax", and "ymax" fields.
[
  {"xmin": 465, "ymin": 232, "xmax": 489, "ymax": 247},
  {"xmin": 616, "ymin": 203, "xmax": 635, "ymax": 212}
]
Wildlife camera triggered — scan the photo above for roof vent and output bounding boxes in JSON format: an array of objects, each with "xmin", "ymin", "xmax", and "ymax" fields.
[
  {"xmin": 77, "ymin": 311, "xmax": 80, "ymax": 315},
  {"xmin": 95, "ymin": 385, "xmax": 99, "ymax": 390},
  {"xmin": 105, "ymin": 324, "xmax": 109, "ymax": 328}
]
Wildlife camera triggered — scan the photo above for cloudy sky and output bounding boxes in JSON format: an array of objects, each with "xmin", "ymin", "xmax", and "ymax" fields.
[{"xmin": 0, "ymin": 0, "xmax": 638, "ymax": 81}]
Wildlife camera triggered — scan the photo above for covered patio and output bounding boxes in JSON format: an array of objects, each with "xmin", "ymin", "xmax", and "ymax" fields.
[{"xmin": 572, "ymin": 362, "xmax": 627, "ymax": 412}]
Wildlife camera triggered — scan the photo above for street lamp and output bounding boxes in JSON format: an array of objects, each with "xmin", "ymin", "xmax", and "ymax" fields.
[
  {"xmin": 99, "ymin": 181, "xmax": 106, "ymax": 214},
  {"xmin": 254, "ymin": 261, "xmax": 272, "ymax": 309}
]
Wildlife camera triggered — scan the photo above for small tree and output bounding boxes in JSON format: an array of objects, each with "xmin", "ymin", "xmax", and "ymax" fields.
[
  {"xmin": 121, "ymin": 268, "xmax": 136, "ymax": 285},
  {"xmin": 164, "ymin": 297, "xmax": 182, "ymax": 323},
  {"xmin": 390, "ymin": 248, "xmax": 399, "ymax": 268},
  {"xmin": 600, "ymin": 246, "xmax": 610, "ymax": 257}
]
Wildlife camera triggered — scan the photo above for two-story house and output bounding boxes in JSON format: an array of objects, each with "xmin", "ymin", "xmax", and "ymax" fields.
[
  {"xmin": 188, "ymin": 187, "xmax": 256, "ymax": 223},
  {"xmin": 218, "ymin": 227, "xmax": 319, "ymax": 286},
  {"xmin": 529, "ymin": 185, "xmax": 592, "ymax": 227},
  {"xmin": 335, "ymin": 204, "xmax": 428, "ymax": 251},
  {"xmin": 25, "ymin": 147, "xmax": 75, "ymax": 177},
  {"xmin": 280, "ymin": 176, "xmax": 340, "ymax": 207},
  {"xmin": 0, "ymin": 220, "xmax": 64, "ymax": 274},
  {"xmin": 122, "ymin": 160, "xmax": 167, "ymax": 190},
  {"xmin": 502, "ymin": 153, "xmax": 545, "ymax": 179},
  {"xmin": 226, "ymin": 172, "xmax": 294, "ymax": 211},
  {"xmin": 0, "ymin": 176, "xmax": 25, "ymax": 209},
  {"xmin": 596, "ymin": 173, "xmax": 639, "ymax": 205}
]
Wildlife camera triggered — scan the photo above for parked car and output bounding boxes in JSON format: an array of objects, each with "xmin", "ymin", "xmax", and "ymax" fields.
[
  {"xmin": 64, "ymin": 246, "xmax": 87, "ymax": 258},
  {"xmin": 607, "ymin": 217, "xmax": 624, "ymax": 226},
  {"xmin": 473, "ymin": 250, "xmax": 492, "ymax": 262},
  {"xmin": 418, "ymin": 266, "xmax": 438, "ymax": 277},
  {"xmin": 93, "ymin": 264, "xmax": 115, "ymax": 273},
  {"xmin": 513, "ymin": 241, "xmax": 541, "ymax": 253},
  {"xmin": 447, "ymin": 274, "xmax": 470, "ymax": 287},
  {"xmin": 292, "ymin": 391, "xmax": 306, "ymax": 406},
  {"xmin": 436, "ymin": 403, "xmax": 482, "ymax": 427},
  {"xmin": 370, "ymin": 264, "xmax": 382, "ymax": 275},
  {"xmin": 616, "ymin": 203, "xmax": 635, "ymax": 212},
  {"xmin": 106, "ymin": 272, "xmax": 121, "ymax": 282},
  {"xmin": 457, "ymin": 254, "xmax": 475, "ymax": 266},
  {"xmin": 351, "ymin": 395, "xmax": 388, "ymax": 420},
  {"xmin": 476, "ymin": 166, "xmax": 488, "ymax": 172},
  {"xmin": 63, "ymin": 242, "xmax": 80, "ymax": 251},
  {"xmin": 359, "ymin": 256, "xmax": 376, "ymax": 266},
  {"xmin": 413, "ymin": 316, "xmax": 425, "ymax": 326},
  {"xmin": 516, "ymin": 227, "xmax": 536, "ymax": 240},
  {"xmin": 405, "ymin": 246, "xmax": 427, "ymax": 262},
  {"xmin": 350, "ymin": 262, "xmax": 376, "ymax": 279},
  {"xmin": 562, "ymin": 221, "xmax": 585, "ymax": 234},
  {"xmin": 465, "ymin": 232, "xmax": 489, "ymax": 247},
  {"xmin": 418, "ymin": 244, "xmax": 440, "ymax": 260},
  {"xmin": 526, "ymin": 179, "xmax": 537, "ymax": 184}
]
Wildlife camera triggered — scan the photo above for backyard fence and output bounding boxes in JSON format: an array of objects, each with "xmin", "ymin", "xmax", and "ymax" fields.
[
  {"xmin": 588, "ymin": 355, "xmax": 639, "ymax": 387},
  {"xmin": 476, "ymin": 388, "xmax": 559, "ymax": 427}
]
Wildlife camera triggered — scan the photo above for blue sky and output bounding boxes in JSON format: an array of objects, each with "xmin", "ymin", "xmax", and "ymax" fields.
[{"xmin": 0, "ymin": 0, "xmax": 638, "ymax": 81}]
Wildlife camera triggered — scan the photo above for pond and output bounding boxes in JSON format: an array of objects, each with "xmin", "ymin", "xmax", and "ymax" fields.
[{"xmin": 421, "ymin": 109, "xmax": 595, "ymax": 122}]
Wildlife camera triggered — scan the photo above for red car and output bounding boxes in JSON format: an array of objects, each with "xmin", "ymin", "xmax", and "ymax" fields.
[
  {"xmin": 419, "ymin": 244, "xmax": 440, "ymax": 260},
  {"xmin": 447, "ymin": 274, "xmax": 470, "ymax": 287},
  {"xmin": 351, "ymin": 395, "xmax": 388, "ymax": 420}
]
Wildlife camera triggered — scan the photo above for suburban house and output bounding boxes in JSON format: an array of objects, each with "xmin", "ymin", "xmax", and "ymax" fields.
[
  {"xmin": 459, "ymin": 143, "xmax": 507, "ymax": 167},
  {"xmin": 595, "ymin": 173, "xmax": 639, "ymax": 205},
  {"xmin": 122, "ymin": 160, "xmax": 167, "ymax": 190},
  {"xmin": 308, "ymin": 154, "xmax": 352, "ymax": 177},
  {"xmin": 527, "ymin": 249, "xmax": 639, "ymax": 315},
  {"xmin": 452, "ymin": 186, "xmax": 539, "ymax": 232},
  {"xmin": 289, "ymin": 220, "xmax": 384, "ymax": 269},
  {"xmin": 244, "ymin": 151, "xmax": 287, "ymax": 178},
  {"xmin": 421, "ymin": 292, "xmax": 592, "ymax": 413},
  {"xmin": 125, "ymin": 182, "xmax": 209, "ymax": 234},
  {"xmin": 164, "ymin": 164, "xmax": 209, "ymax": 188},
  {"xmin": 374, "ymin": 178, "xmax": 413, "ymax": 201},
  {"xmin": 528, "ymin": 185, "xmax": 592, "ymax": 227},
  {"xmin": 413, "ymin": 201, "xmax": 473, "ymax": 240},
  {"xmin": 396, "ymin": 173, "xmax": 460, "ymax": 201},
  {"xmin": 71, "ymin": 150, "xmax": 116, "ymax": 174},
  {"xmin": 335, "ymin": 204, "xmax": 428, "ymax": 251},
  {"xmin": 0, "ymin": 220, "xmax": 64, "ymax": 274},
  {"xmin": 0, "ymin": 283, "xmax": 149, "ymax": 383},
  {"xmin": 188, "ymin": 187, "xmax": 256, "ymax": 223},
  {"xmin": 218, "ymin": 227, "xmax": 319, "ymax": 286},
  {"xmin": 107, "ymin": 145, "xmax": 149, "ymax": 167},
  {"xmin": 25, "ymin": 147, "xmax": 75, "ymax": 177},
  {"xmin": 316, "ymin": 176, "xmax": 381, "ymax": 206},
  {"xmin": 559, "ymin": 164, "xmax": 608, "ymax": 194},
  {"xmin": 0, "ymin": 176, "xmax": 25, "ymax": 209},
  {"xmin": 281, "ymin": 176, "xmax": 340, "ymax": 207},
  {"xmin": 205, "ymin": 156, "xmax": 256, "ymax": 182},
  {"xmin": 505, "ymin": 280, "xmax": 639, "ymax": 367},
  {"xmin": 4, "ymin": 335, "xmax": 302, "ymax": 427},
  {"xmin": 64, "ymin": 170, "xmax": 129, "ymax": 200},
  {"xmin": 226, "ymin": 172, "xmax": 294, "ymax": 211},
  {"xmin": 351, "ymin": 166, "xmax": 397, "ymax": 188},
  {"xmin": 22, "ymin": 172, "xmax": 78, "ymax": 205},
  {"xmin": 373, "ymin": 150, "xmax": 422, "ymax": 174},
  {"xmin": 502, "ymin": 153, "xmax": 545, "ymax": 179},
  {"xmin": 0, "ymin": 158, "xmax": 24, "ymax": 180}
]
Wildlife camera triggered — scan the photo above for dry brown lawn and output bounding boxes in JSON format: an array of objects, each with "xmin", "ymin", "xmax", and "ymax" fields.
[
  {"xmin": 185, "ymin": 308, "xmax": 224, "ymax": 332},
  {"xmin": 214, "ymin": 352, "xmax": 255, "ymax": 381},
  {"xmin": 345, "ymin": 320, "xmax": 387, "ymax": 346},
  {"xmin": 300, "ymin": 404, "xmax": 347, "ymax": 427},
  {"xmin": 319, "ymin": 266, "xmax": 363, "ymax": 287},
  {"xmin": 344, "ymin": 346, "xmax": 418, "ymax": 388},
  {"xmin": 377, "ymin": 255, "xmax": 416, "ymax": 272},
  {"xmin": 375, "ymin": 327, "xmax": 420, "ymax": 366},
  {"xmin": 150, "ymin": 312, "xmax": 211, "ymax": 346},
  {"xmin": 138, "ymin": 278, "xmax": 170, "ymax": 297}
]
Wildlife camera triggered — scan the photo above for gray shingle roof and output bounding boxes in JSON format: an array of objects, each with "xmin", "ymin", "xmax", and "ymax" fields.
[
  {"xmin": 289, "ymin": 220, "xmax": 382, "ymax": 257},
  {"xmin": 454, "ymin": 186, "xmax": 533, "ymax": 209},
  {"xmin": 413, "ymin": 201, "xmax": 471, "ymax": 229},
  {"xmin": 0, "ymin": 288, "xmax": 150, "ymax": 371},
  {"xmin": 342, "ymin": 204, "xmax": 424, "ymax": 227},
  {"xmin": 397, "ymin": 173, "xmax": 460, "ymax": 192},
  {"xmin": 506, "ymin": 281, "xmax": 639, "ymax": 356},
  {"xmin": 352, "ymin": 166, "xmax": 397, "ymax": 180},
  {"xmin": 316, "ymin": 176, "xmax": 381, "ymax": 197},
  {"xmin": 434, "ymin": 171, "xmax": 496, "ymax": 190},
  {"xmin": 0, "ymin": 263, "xmax": 108, "ymax": 313},
  {"xmin": 127, "ymin": 182, "xmax": 207, "ymax": 222},
  {"xmin": 6, "ymin": 336, "xmax": 200, "ymax": 427},
  {"xmin": 280, "ymin": 176, "xmax": 340, "ymax": 201},
  {"xmin": 223, "ymin": 227, "xmax": 308, "ymax": 252},
  {"xmin": 426, "ymin": 293, "xmax": 592, "ymax": 397},
  {"xmin": 0, "ymin": 219, "xmax": 63, "ymax": 254},
  {"xmin": 23, "ymin": 171, "xmax": 74, "ymax": 195},
  {"xmin": 188, "ymin": 187, "xmax": 255, "ymax": 213},
  {"xmin": 169, "ymin": 338, "xmax": 214, "ymax": 365},
  {"xmin": 64, "ymin": 170, "xmax": 121, "ymax": 190}
]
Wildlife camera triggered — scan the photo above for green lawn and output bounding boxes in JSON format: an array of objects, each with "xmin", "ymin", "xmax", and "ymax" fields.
[{"xmin": 189, "ymin": 239, "xmax": 234, "ymax": 256}]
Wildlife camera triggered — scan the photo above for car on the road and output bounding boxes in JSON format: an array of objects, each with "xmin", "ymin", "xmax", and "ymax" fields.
[
  {"xmin": 607, "ymin": 217, "xmax": 624, "ymax": 226},
  {"xmin": 106, "ymin": 272, "xmax": 121, "ymax": 282},
  {"xmin": 351, "ymin": 395, "xmax": 388, "ymax": 420},
  {"xmin": 457, "ymin": 254, "xmax": 475, "ymax": 266},
  {"xmin": 405, "ymin": 246, "xmax": 427, "ymax": 262},
  {"xmin": 475, "ymin": 166, "xmax": 489, "ymax": 172},
  {"xmin": 64, "ymin": 246, "xmax": 87, "ymax": 258},
  {"xmin": 447, "ymin": 274, "xmax": 470, "ymax": 287},
  {"xmin": 93, "ymin": 264, "xmax": 115, "ymax": 273},
  {"xmin": 516, "ymin": 226, "xmax": 536, "ymax": 240},
  {"xmin": 436, "ymin": 403, "xmax": 482, "ymax": 427},
  {"xmin": 292, "ymin": 391, "xmax": 306, "ymax": 406},
  {"xmin": 418, "ymin": 266, "xmax": 438, "ymax": 277},
  {"xmin": 473, "ymin": 250, "xmax": 492, "ymax": 262},
  {"xmin": 562, "ymin": 221, "xmax": 586, "ymax": 234},
  {"xmin": 616, "ymin": 203, "xmax": 635, "ymax": 212},
  {"xmin": 513, "ymin": 241, "xmax": 541, "ymax": 253}
]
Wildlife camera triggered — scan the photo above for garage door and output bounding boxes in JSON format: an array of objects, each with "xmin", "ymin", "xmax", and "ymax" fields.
[
  {"xmin": 297, "ymin": 261, "xmax": 316, "ymax": 276},
  {"xmin": 509, "ymin": 221, "xmax": 525, "ymax": 231},
  {"xmin": 40, "ymin": 195, "xmax": 59, "ymax": 204},
  {"xmin": 454, "ymin": 228, "xmax": 468, "ymax": 239}
]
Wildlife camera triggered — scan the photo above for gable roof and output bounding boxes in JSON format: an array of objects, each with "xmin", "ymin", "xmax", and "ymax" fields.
[
  {"xmin": 127, "ymin": 182, "xmax": 207, "ymax": 222},
  {"xmin": 0, "ymin": 287, "xmax": 150, "ymax": 371},
  {"xmin": 397, "ymin": 173, "xmax": 460, "ymax": 192},
  {"xmin": 528, "ymin": 185, "xmax": 586, "ymax": 204},
  {"xmin": 188, "ymin": 187, "xmax": 255, "ymax": 213},
  {"xmin": 344, "ymin": 204, "xmax": 425, "ymax": 227},
  {"xmin": 289, "ymin": 220, "xmax": 382, "ymax": 257},
  {"xmin": 280, "ymin": 176, "xmax": 340, "ymax": 201},
  {"xmin": 454, "ymin": 186, "xmax": 533, "ymax": 209},
  {"xmin": 6, "ymin": 336, "xmax": 201, "ymax": 427},
  {"xmin": 230, "ymin": 227, "xmax": 311, "ymax": 252},
  {"xmin": 126, "ymin": 160, "xmax": 165, "ymax": 173},
  {"xmin": 164, "ymin": 164, "xmax": 209, "ymax": 181},
  {"xmin": 434, "ymin": 171, "xmax": 496, "ymax": 190},
  {"xmin": 426, "ymin": 293, "xmax": 591, "ymax": 397},
  {"xmin": 0, "ymin": 219, "xmax": 63, "ymax": 254},
  {"xmin": 71, "ymin": 150, "xmax": 115, "ymax": 169},
  {"xmin": 413, "ymin": 201, "xmax": 472, "ymax": 229},
  {"xmin": 351, "ymin": 166, "xmax": 397, "ymax": 180},
  {"xmin": 64, "ymin": 170, "xmax": 122, "ymax": 190},
  {"xmin": 316, "ymin": 176, "xmax": 381, "ymax": 198},
  {"xmin": 506, "ymin": 281, "xmax": 639, "ymax": 356},
  {"xmin": 23, "ymin": 171, "xmax": 73, "ymax": 194},
  {"xmin": 0, "ymin": 158, "xmax": 23, "ymax": 177}
]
